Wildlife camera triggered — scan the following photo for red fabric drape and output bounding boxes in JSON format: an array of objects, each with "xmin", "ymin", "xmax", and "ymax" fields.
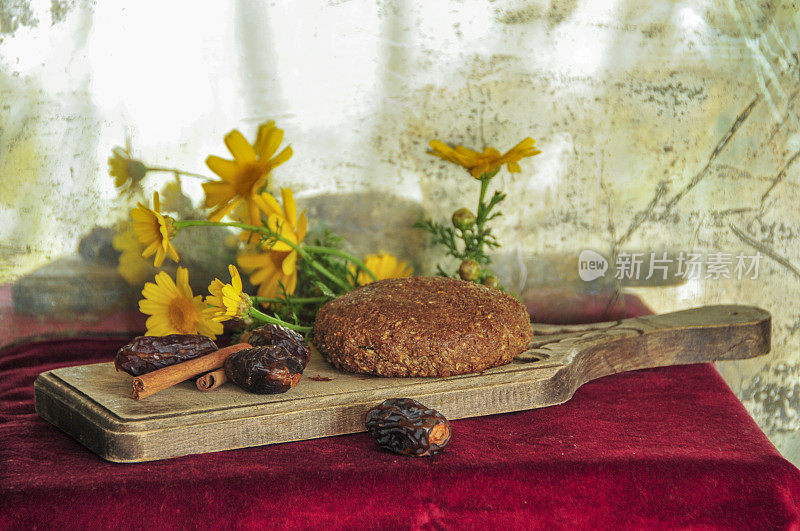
[{"xmin": 2, "ymin": 303, "xmax": 799, "ymax": 529}]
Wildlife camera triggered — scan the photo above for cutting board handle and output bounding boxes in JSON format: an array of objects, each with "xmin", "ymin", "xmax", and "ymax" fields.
[{"xmin": 518, "ymin": 305, "xmax": 771, "ymax": 384}]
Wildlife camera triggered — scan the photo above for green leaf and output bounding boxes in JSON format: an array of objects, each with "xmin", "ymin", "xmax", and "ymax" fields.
[{"xmin": 314, "ymin": 280, "xmax": 337, "ymax": 299}]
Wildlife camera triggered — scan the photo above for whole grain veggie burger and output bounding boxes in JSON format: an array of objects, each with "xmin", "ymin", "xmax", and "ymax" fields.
[{"xmin": 313, "ymin": 276, "xmax": 532, "ymax": 377}]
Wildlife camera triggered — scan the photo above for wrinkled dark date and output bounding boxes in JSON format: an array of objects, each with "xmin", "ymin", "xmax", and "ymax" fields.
[
  {"xmin": 224, "ymin": 343, "xmax": 310, "ymax": 394},
  {"xmin": 365, "ymin": 398, "xmax": 452, "ymax": 457},
  {"xmin": 114, "ymin": 335, "xmax": 218, "ymax": 376},
  {"xmin": 241, "ymin": 324, "xmax": 309, "ymax": 365},
  {"xmin": 227, "ymin": 325, "xmax": 310, "ymax": 394}
]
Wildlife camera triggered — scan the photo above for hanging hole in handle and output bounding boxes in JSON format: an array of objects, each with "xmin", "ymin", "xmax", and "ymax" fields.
[{"xmin": 515, "ymin": 352, "xmax": 551, "ymax": 363}]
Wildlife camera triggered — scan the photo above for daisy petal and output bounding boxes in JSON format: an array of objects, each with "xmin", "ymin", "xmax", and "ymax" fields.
[
  {"xmin": 429, "ymin": 140, "xmax": 452, "ymax": 154},
  {"xmin": 509, "ymin": 137, "xmax": 535, "ymax": 152},
  {"xmin": 141, "ymin": 241, "xmax": 160, "ymax": 258},
  {"xmin": 296, "ymin": 212, "xmax": 308, "ymax": 243},
  {"xmin": 224, "ymin": 129, "xmax": 256, "ymax": 163},
  {"xmin": 282, "ymin": 250, "xmax": 297, "ymax": 276},
  {"xmin": 142, "ymin": 283, "xmax": 172, "ymax": 304},
  {"xmin": 145, "ymin": 319, "xmax": 173, "ymax": 337},
  {"xmin": 205, "ymin": 156, "xmax": 240, "ymax": 183},
  {"xmin": 153, "ymin": 246, "xmax": 166, "ymax": 267},
  {"xmin": 229, "ymin": 265, "xmax": 242, "ymax": 291},
  {"xmin": 167, "ymin": 244, "xmax": 179, "ymax": 263},
  {"xmin": 269, "ymin": 146, "xmax": 292, "ymax": 168},
  {"xmin": 282, "ymin": 272, "xmax": 298, "ymax": 296},
  {"xmin": 259, "ymin": 125, "xmax": 284, "ymax": 160},
  {"xmin": 196, "ymin": 319, "xmax": 224, "ymax": 339},
  {"xmin": 253, "ymin": 193, "xmax": 284, "ymax": 218},
  {"xmin": 281, "ymin": 188, "xmax": 297, "ymax": 228},
  {"xmin": 253, "ymin": 120, "xmax": 276, "ymax": 155},
  {"xmin": 208, "ymin": 197, "xmax": 242, "ymax": 222},
  {"xmin": 139, "ymin": 300, "xmax": 166, "ymax": 315},
  {"xmin": 176, "ymin": 267, "xmax": 193, "ymax": 299},
  {"xmin": 154, "ymin": 271, "xmax": 179, "ymax": 295},
  {"xmin": 245, "ymin": 197, "xmax": 261, "ymax": 226},
  {"xmin": 202, "ymin": 182, "xmax": 236, "ymax": 208},
  {"xmin": 251, "ymin": 257, "xmax": 283, "ymax": 288},
  {"xmin": 237, "ymin": 252, "xmax": 272, "ymax": 272}
]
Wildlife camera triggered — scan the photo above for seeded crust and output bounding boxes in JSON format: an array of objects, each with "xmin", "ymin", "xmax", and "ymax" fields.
[{"xmin": 313, "ymin": 276, "xmax": 533, "ymax": 377}]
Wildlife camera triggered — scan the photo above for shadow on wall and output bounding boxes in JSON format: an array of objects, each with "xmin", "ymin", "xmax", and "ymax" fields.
[
  {"xmin": 302, "ymin": 191, "xmax": 427, "ymax": 269},
  {"xmin": 11, "ymin": 190, "xmax": 427, "ymax": 318}
]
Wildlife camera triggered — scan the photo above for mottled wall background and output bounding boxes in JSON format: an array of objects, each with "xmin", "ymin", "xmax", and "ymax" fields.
[{"xmin": 2, "ymin": 0, "xmax": 800, "ymax": 462}]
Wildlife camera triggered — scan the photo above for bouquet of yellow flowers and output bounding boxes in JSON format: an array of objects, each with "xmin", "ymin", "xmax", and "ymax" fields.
[
  {"xmin": 116, "ymin": 121, "xmax": 413, "ymax": 338},
  {"xmin": 111, "ymin": 120, "xmax": 540, "ymax": 339}
]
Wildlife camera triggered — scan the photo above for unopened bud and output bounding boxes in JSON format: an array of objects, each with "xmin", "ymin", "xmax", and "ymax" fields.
[
  {"xmin": 458, "ymin": 259, "xmax": 481, "ymax": 281},
  {"xmin": 482, "ymin": 275, "xmax": 498, "ymax": 289},
  {"xmin": 451, "ymin": 208, "xmax": 476, "ymax": 230}
]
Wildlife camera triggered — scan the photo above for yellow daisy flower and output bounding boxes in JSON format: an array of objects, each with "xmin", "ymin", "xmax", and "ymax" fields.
[
  {"xmin": 238, "ymin": 250, "xmax": 297, "ymax": 303},
  {"xmin": 350, "ymin": 252, "xmax": 413, "ymax": 286},
  {"xmin": 204, "ymin": 265, "xmax": 252, "ymax": 322},
  {"xmin": 234, "ymin": 186, "xmax": 308, "ymax": 243},
  {"xmin": 231, "ymin": 201, "xmax": 265, "ymax": 244},
  {"xmin": 203, "ymin": 120, "xmax": 293, "ymax": 224},
  {"xmin": 428, "ymin": 137, "xmax": 542, "ymax": 179},
  {"xmin": 108, "ymin": 144, "xmax": 148, "ymax": 193},
  {"xmin": 139, "ymin": 267, "xmax": 223, "ymax": 338},
  {"xmin": 237, "ymin": 188, "xmax": 307, "ymax": 303},
  {"xmin": 253, "ymin": 188, "xmax": 307, "ymax": 251},
  {"xmin": 131, "ymin": 191, "xmax": 179, "ymax": 267},
  {"xmin": 112, "ymin": 223, "xmax": 155, "ymax": 285}
]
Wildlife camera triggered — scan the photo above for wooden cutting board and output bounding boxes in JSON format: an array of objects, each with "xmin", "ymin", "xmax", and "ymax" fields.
[{"xmin": 34, "ymin": 305, "xmax": 770, "ymax": 463}]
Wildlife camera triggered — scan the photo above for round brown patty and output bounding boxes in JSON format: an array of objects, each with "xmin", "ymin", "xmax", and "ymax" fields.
[{"xmin": 313, "ymin": 276, "xmax": 533, "ymax": 377}]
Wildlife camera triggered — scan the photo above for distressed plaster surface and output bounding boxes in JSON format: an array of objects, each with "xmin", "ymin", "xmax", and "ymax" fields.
[{"xmin": 2, "ymin": 0, "xmax": 800, "ymax": 463}]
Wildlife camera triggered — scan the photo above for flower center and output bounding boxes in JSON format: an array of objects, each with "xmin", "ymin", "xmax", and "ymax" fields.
[
  {"xmin": 234, "ymin": 163, "xmax": 267, "ymax": 197},
  {"xmin": 474, "ymin": 154, "xmax": 498, "ymax": 167},
  {"xmin": 168, "ymin": 296, "xmax": 199, "ymax": 333}
]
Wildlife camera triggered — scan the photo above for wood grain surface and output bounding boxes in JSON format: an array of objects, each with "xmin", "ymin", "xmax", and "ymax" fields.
[{"xmin": 34, "ymin": 304, "xmax": 771, "ymax": 462}]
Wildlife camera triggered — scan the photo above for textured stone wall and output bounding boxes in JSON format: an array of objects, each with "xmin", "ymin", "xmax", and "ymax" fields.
[{"xmin": 2, "ymin": 0, "xmax": 800, "ymax": 462}]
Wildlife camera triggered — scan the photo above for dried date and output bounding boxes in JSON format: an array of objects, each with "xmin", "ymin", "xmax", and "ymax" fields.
[
  {"xmin": 240, "ymin": 324, "xmax": 309, "ymax": 365},
  {"xmin": 114, "ymin": 334, "xmax": 218, "ymax": 376},
  {"xmin": 224, "ymin": 343, "xmax": 310, "ymax": 394},
  {"xmin": 365, "ymin": 398, "xmax": 452, "ymax": 457}
]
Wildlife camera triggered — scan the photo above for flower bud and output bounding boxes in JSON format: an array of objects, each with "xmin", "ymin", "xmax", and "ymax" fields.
[
  {"xmin": 458, "ymin": 259, "xmax": 481, "ymax": 281},
  {"xmin": 482, "ymin": 275, "xmax": 498, "ymax": 289},
  {"xmin": 451, "ymin": 208, "xmax": 476, "ymax": 230}
]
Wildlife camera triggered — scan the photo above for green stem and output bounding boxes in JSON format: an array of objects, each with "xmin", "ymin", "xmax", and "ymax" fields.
[
  {"xmin": 478, "ymin": 175, "xmax": 490, "ymax": 209},
  {"xmin": 252, "ymin": 296, "xmax": 328, "ymax": 304},
  {"xmin": 248, "ymin": 307, "xmax": 312, "ymax": 333},
  {"xmin": 475, "ymin": 176, "xmax": 491, "ymax": 257},
  {"xmin": 148, "ymin": 166, "xmax": 212, "ymax": 181},
  {"xmin": 304, "ymin": 246, "xmax": 378, "ymax": 282},
  {"xmin": 176, "ymin": 220, "xmax": 352, "ymax": 292}
]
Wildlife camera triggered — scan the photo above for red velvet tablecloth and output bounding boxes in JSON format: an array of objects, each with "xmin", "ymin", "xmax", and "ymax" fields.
[{"xmin": 2, "ymin": 318, "xmax": 800, "ymax": 528}]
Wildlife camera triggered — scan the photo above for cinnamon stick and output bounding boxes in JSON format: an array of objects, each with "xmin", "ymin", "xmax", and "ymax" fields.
[
  {"xmin": 196, "ymin": 368, "xmax": 228, "ymax": 391},
  {"xmin": 132, "ymin": 343, "xmax": 251, "ymax": 400}
]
